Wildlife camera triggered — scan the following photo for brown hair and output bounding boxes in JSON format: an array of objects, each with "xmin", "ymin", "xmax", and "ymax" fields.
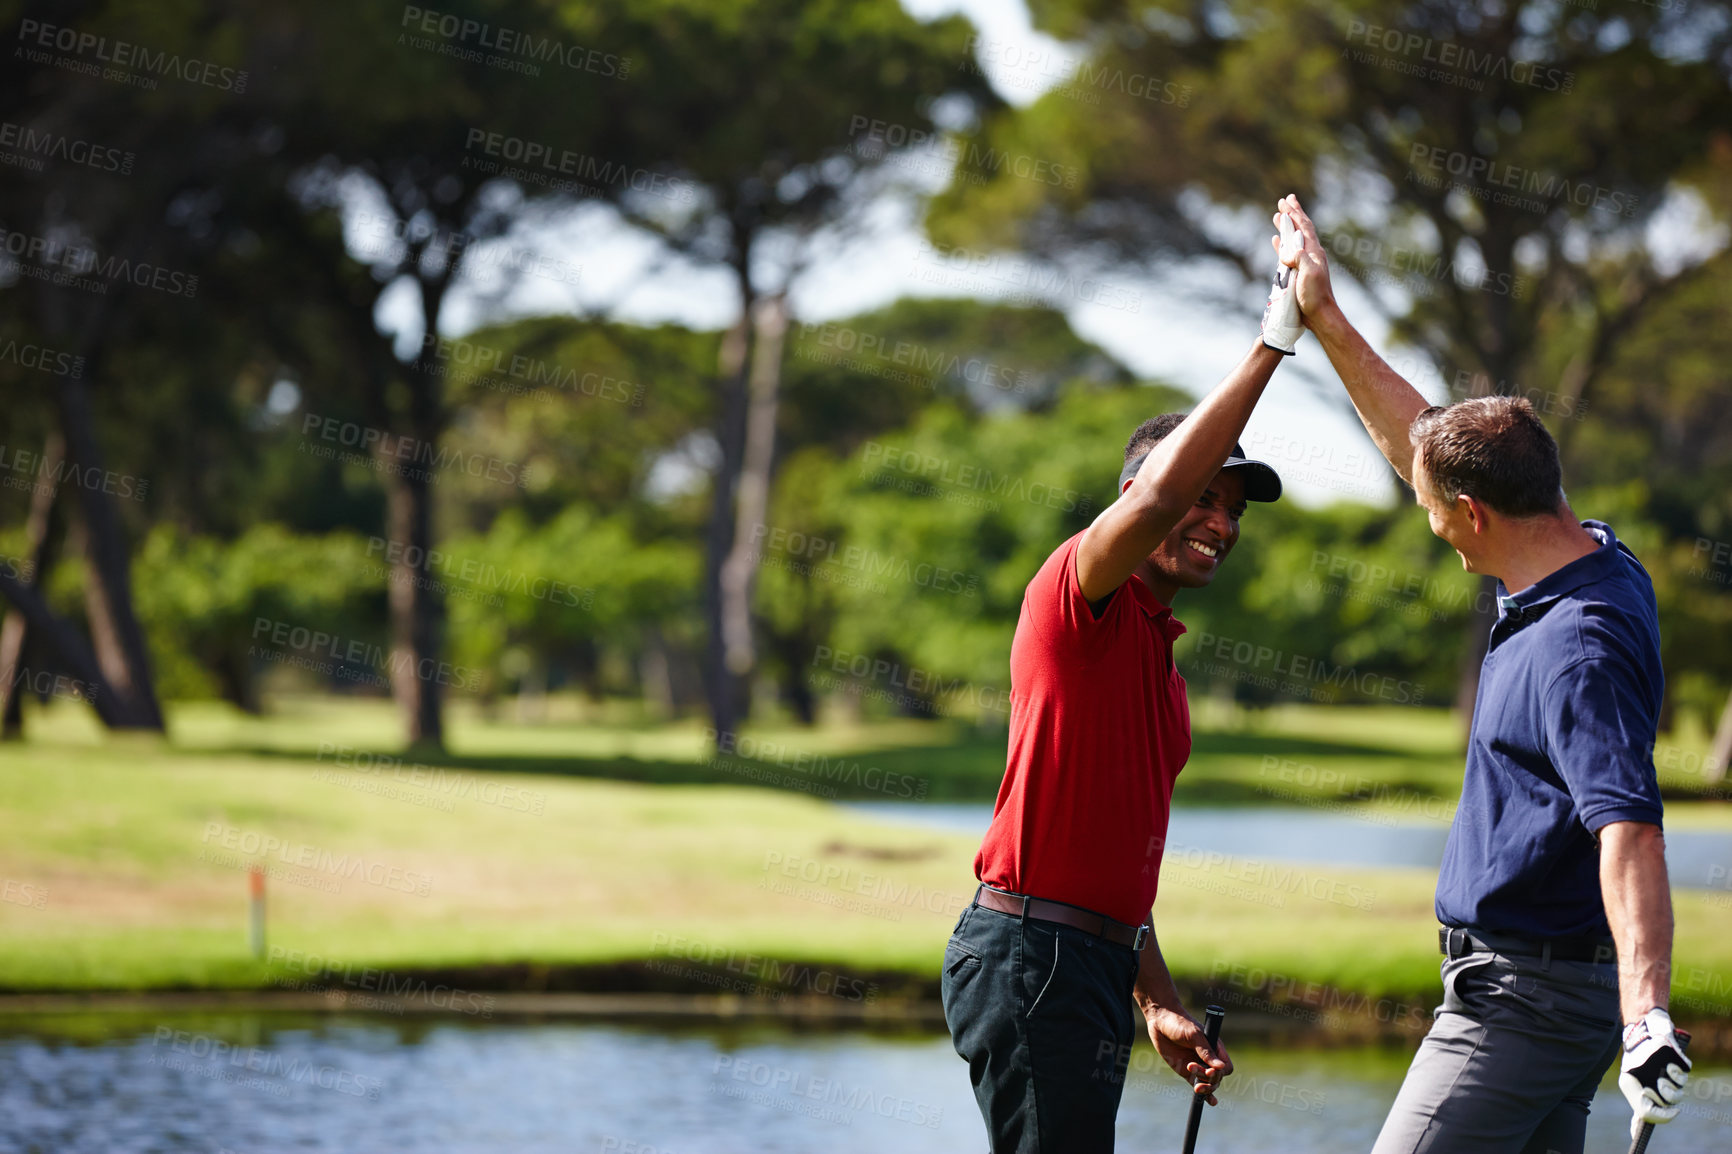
[{"xmin": 1409, "ymin": 396, "xmax": 1563, "ymax": 517}]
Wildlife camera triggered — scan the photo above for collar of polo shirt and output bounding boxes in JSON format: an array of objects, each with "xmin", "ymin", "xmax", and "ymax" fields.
[
  {"xmin": 1125, "ymin": 572, "xmax": 1188, "ymax": 640},
  {"xmin": 1495, "ymin": 520, "xmax": 1626, "ymax": 619}
]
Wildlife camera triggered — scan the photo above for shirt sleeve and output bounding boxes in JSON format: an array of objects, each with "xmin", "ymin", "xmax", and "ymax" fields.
[
  {"xmin": 1541, "ymin": 655, "xmax": 1665, "ymax": 834},
  {"xmin": 1022, "ymin": 532, "xmax": 1123, "ymax": 658}
]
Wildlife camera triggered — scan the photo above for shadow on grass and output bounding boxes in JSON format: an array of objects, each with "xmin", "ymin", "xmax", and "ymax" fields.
[
  {"xmin": 194, "ymin": 724, "xmax": 1469, "ymax": 805},
  {"xmin": 215, "ymin": 740, "xmax": 1004, "ymax": 801}
]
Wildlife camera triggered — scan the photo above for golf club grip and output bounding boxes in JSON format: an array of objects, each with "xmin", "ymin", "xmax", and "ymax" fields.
[
  {"xmin": 1626, "ymin": 1028, "xmax": 1690, "ymax": 1154},
  {"xmin": 1180, "ymin": 1006, "xmax": 1226, "ymax": 1154}
]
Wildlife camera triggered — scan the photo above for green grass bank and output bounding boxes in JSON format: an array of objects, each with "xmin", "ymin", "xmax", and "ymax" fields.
[{"xmin": 1, "ymin": 697, "xmax": 1728, "ymax": 1025}]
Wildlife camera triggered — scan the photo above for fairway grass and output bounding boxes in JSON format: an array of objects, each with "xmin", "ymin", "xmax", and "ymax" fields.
[{"xmin": 2, "ymin": 697, "xmax": 1729, "ymax": 1018}]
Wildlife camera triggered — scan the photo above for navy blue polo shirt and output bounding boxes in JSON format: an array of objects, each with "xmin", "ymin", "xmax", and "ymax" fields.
[{"xmin": 1435, "ymin": 520, "xmax": 1665, "ymax": 940}]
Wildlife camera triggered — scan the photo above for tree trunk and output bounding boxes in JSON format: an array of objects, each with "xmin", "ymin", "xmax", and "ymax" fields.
[
  {"xmin": 385, "ymin": 460, "xmax": 444, "ymax": 751},
  {"xmin": 0, "ymin": 430, "xmax": 65, "ymax": 738},
  {"xmin": 639, "ymin": 625, "xmax": 675, "ymax": 719},
  {"xmin": 781, "ymin": 656, "xmax": 818, "ymax": 725},
  {"xmin": 0, "ymin": 614, "xmax": 29, "ymax": 739},
  {"xmin": 213, "ymin": 643, "xmax": 262, "ymax": 715},
  {"xmin": 383, "ymin": 276, "xmax": 453, "ymax": 752},
  {"xmin": 1706, "ymin": 687, "xmax": 1732, "ymax": 787},
  {"xmin": 701, "ymin": 260, "xmax": 756, "ymax": 750},
  {"xmin": 719, "ymin": 294, "xmax": 789, "ymax": 679},
  {"xmin": 0, "ymin": 572, "xmax": 129, "ymax": 728},
  {"xmin": 58, "ymin": 378, "xmax": 164, "ymax": 730}
]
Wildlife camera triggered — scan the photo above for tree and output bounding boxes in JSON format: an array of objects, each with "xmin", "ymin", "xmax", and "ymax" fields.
[
  {"xmin": 758, "ymin": 297, "xmax": 1138, "ymax": 718},
  {"xmin": 600, "ymin": 0, "xmax": 999, "ymax": 747},
  {"xmin": 927, "ymin": 0, "xmax": 1732, "ymax": 718},
  {"xmin": 0, "ymin": 0, "xmax": 280, "ymax": 732}
]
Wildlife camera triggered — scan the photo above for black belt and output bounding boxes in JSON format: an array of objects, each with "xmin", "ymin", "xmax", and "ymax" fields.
[
  {"xmin": 1439, "ymin": 926, "xmax": 1616, "ymax": 965},
  {"xmin": 974, "ymin": 885, "xmax": 1150, "ymax": 951}
]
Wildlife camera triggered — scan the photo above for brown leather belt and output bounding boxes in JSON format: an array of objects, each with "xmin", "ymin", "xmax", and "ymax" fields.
[{"xmin": 974, "ymin": 885, "xmax": 1150, "ymax": 951}]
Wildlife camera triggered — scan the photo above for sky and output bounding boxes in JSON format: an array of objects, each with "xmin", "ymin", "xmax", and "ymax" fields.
[{"xmin": 398, "ymin": 0, "xmax": 1487, "ymax": 508}]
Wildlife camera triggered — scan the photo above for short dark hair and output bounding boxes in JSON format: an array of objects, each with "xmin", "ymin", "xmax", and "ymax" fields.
[
  {"xmin": 1121, "ymin": 412, "xmax": 1251, "ymax": 488},
  {"xmin": 1124, "ymin": 413, "xmax": 1189, "ymax": 463},
  {"xmin": 1409, "ymin": 396, "xmax": 1564, "ymax": 517}
]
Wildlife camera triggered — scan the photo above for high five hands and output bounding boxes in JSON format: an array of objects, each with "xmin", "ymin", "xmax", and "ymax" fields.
[
  {"xmin": 1259, "ymin": 208, "xmax": 1304, "ymax": 355},
  {"xmin": 1268, "ymin": 194, "xmax": 1337, "ymax": 332}
]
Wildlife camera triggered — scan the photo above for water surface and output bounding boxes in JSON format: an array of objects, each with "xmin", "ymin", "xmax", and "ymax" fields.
[
  {"xmin": 844, "ymin": 803, "xmax": 1732, "ymax": 888},
  {"xmin": 2, "ymin": 1015, "xmax": 1727, "ymax": 1153}
]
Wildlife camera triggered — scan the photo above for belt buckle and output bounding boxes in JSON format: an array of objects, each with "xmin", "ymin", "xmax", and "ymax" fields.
[
  {"xmin": 1441, "ymin": 927, "xmax": 1465, "ymax": 958},
  {"xmin": 1132, "ymin": 922, "xmax": 1150, "ymax": 952}
]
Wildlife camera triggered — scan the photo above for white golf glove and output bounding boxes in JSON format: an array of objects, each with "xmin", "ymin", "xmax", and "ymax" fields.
[
  {"xmin": 1620, "ymin": 1007, "xmax": 1691, "ymax": 1138},
  {"xmin": 1260, "ymin": 211, "xmax": 1303, "ymax": 355}
]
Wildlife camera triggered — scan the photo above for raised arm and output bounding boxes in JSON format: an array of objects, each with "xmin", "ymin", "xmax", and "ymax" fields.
[
  {"xmin": 1275, "ymin": 194, "xmax": 1430, "ymax": 487},
  {"xmin": 1075, "ymin": 338, "xmax": 1284, "ymax": 602}
]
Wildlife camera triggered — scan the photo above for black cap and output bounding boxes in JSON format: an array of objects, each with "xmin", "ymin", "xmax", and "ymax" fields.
[{"xmin": 1119, "ymin": 442, "xmax": 1283, "ymax": 502}]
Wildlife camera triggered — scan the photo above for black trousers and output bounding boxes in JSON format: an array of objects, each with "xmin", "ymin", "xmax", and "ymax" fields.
[{"xmin": 941, "ymin": 901, "xmax": 1140, "ymax": 1153}]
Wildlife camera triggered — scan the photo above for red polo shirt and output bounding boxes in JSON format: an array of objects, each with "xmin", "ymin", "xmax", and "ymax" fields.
[{"xmin": 974, "ymin": 531, "xmax": 1191, "ymax": 927}]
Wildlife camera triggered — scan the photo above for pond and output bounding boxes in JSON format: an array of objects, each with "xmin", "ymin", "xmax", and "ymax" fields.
[
  {"xmin": 4, "ymin": 1014, "xmax": 1729, "ymax": 1153},
  {"xmin": 843, "ymin": 803, "xmax": 1732, "ymax": 889}
]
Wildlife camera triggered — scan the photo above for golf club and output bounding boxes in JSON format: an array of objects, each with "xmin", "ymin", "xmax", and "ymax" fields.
[
  {"xmin": 1180, "ymin": 1004, "xmax": 1226, "ymax": 1154},
  {"xmin": 1627, "ymin": 1028, "xmax": 1691, "ymax": 1154}
]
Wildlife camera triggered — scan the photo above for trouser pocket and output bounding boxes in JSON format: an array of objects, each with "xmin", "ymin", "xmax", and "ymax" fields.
[
  {"xmin": 941, "ymin": 908, "xmax": 989, "ymax": 1058},
  {"xmin": 945, "ymin": 938, "xmax": 983, "ymax": 979},
  {"xmin": 1023, "ymin": 924, "xmax": 1137, "ymax": 1152}
]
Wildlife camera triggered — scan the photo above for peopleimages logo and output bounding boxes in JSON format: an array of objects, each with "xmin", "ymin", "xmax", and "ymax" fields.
[
  {"xmin": 1183, "ymin": 630, "xmax": 1426, "ymax": 705},
  {"xmin": 1343, "ymin": 21, "xmax": 1574, "ymax": 93},
  {"xmin": 15, "ymin": 19, "xmax": 249, "ymax": 92},
  {"xmin": 462, "ymin": 129, "xmax": 692, "ymax": 203},
  {"xmin": 0, "ymin": 338, "xmax": 84, "ymax": 378},
  {"xmin": 418, "ymin": 333, "xmax": 642, "ymax": 405},
  {"xmin": 707, "ymin": 729, "xmax": 929, "ymax": 799},
  {"xmin": 0, "ymin": 121, "xmax": 135, "ymax": 175},
  {"xmin": 711, "ymin": 1056, "xmax": 944, "ymax": 1129},
  {"xmin": 150, "ymin": 1028, "xmax": 381, "ymax": 1099},
  {"xmin": 0, "ymin": 227, "xmax": 198, "ymax": 298},
  {"xmin": 398, "ymin": 5, "xmax": 629, "ymax": 79},
  {"xmin": 298, "ymin": 412, "xmax": 530, "ymax": 489},
  {"xmin": 1407, "ymin": 144, "xmax": 1638, "ymax": 218},
  {"xmin": 799, "ymin": 321, "xmax": 1035, "ymax": 396},
  {"xmin": 1316, "ymin": 230, "xmax": 1527, "ymax": 299},
  {"xmin": 250, "ymin": 615, "xmax": 478, "ymax": 690},
  {"xmin": 748, "ymin": 524, "xmax": 980, "ymax": 598},
  {"xmin": 199, "ymin": 822, "xmax": 434, "ymax": 896}
]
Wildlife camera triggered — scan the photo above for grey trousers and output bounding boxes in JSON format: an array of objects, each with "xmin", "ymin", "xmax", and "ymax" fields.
[{"xmin": 1371, "ymin": 949, "xmax": 1621, "ymax": 1154}]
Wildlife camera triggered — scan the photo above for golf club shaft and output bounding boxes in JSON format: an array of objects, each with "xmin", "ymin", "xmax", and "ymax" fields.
[
  {"xmin": 1626, "ymin": 1029, "xmax": 1691, "ymax": 1154},
  {"xmin": 1180, "ymin": 1005, "xmax": 1226, "ymax": 1154}
]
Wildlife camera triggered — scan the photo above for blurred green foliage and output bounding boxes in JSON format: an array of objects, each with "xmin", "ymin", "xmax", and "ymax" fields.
[
  {"xmin": 5, "ymin": 0, "xmax": 1728, "ymax": 741},
  {"xmin": 82, "ymin": 293, "xmax": 1729, "ymax": 737}
]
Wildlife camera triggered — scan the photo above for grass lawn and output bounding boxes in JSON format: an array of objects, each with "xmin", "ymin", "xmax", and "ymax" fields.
[
  {"xmin": 5, "ymin": 692, "xmax": 1479, "ymax": 806},
  {"xmin": 2, "ymin": 696, "xmax": 1729, "ymax": 1017}
]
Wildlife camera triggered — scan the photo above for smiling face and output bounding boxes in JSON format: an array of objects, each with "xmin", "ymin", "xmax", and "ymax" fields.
[{"xmin": 1144, "ymin": 469, "xmax": 1247, "ymax": 589}]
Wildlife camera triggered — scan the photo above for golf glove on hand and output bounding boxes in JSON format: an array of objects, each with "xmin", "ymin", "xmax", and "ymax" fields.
[
  {"xmin": 1619, "ymin": 1006, "xmax": 1691, "ymax": 1137},
  {"xmin": 1260, "ymin": 212, "xmax": 1303, "ymax": 355}
]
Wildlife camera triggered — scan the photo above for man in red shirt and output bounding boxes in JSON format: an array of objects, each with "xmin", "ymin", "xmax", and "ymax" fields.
[{"xmin": 942, "ymin": 337, "xmax": 1289, "ymax": 1151}]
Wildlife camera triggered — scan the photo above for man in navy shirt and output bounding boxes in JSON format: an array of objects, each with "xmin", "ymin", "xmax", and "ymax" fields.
[{"xmin": 1272, "ymin": 195, "xmax": 1691, "ymax": 1154}]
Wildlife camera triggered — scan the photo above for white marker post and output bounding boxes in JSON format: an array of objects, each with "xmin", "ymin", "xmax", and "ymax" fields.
[{"xmin": 248, "ymin": 865, "xmax": 266, "ymax": 959}]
